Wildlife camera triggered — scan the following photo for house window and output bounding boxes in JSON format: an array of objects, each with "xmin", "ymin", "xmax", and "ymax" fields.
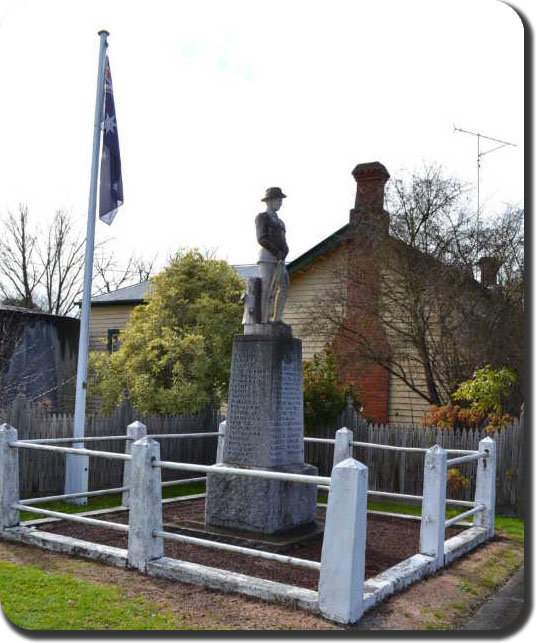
[{"xmin": 107, "ymin": 329, "xmax": 121, "ymax": 353}]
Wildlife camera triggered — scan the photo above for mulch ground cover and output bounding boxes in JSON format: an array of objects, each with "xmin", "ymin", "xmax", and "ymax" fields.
[{"xmin": 37, "ymin": 498, "xmax": 462, "ymax": 591}]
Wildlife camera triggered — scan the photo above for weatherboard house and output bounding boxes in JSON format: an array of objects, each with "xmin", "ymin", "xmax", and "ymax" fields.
[{"xmin": 87, "ymin": 161, "xmax": 497, "ymax": 426}]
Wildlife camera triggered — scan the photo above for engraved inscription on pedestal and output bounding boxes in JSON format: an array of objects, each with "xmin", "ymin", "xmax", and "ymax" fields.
[
  {"xmin": 223, "ymin": 334, "xmax": 304, "ymax": 468},
  {"xmin": 223, "ymin": 346, "xmax": 268, "ymax": 464},
  {"xmin": 269, "ymin": 359, "xmax": 304, "ymax": 463},
  {"xmin": 206, "ymin": 329, "xmax": 318, "ymax": 534}
]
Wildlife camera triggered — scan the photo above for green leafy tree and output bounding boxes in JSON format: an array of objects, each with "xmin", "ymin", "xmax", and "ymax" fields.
[
  {"xmin": 452, "ymin": 365, "xmax": 517, "ymax": 415},
  {"xmin": 303, "ymin": 347, "xmax": 358, "ymax": 433},
  {"xmin": 89, "ymin": 249, "xmax": 244, "ymax": 414},
  {"xmin": 423, "ymin": 365, "xmax": 517, "ymax": 431}
]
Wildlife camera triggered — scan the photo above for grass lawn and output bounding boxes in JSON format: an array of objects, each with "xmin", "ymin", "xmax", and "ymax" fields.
[
  {"xmin": 0, "ymin": 561, "xmax": 196, "ymax": 630},
  {"xmin": 2, "ymin": 482, "xmax": 523, "ymax": 630},
  {"xmin": 3, "ymin": 481, "xmax": 212, "ymax": 630},
  {"xmin": 18, "ymin": 479, "xmax": 206, "ymax": 522},
  {"xmin": 365, "ymin": 499, "xmax": 524, "ymax": 544}
]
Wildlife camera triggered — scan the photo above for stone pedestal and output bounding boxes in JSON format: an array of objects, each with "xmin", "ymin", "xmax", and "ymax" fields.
[
  {"xmin": 206, "ymin": 463, "xmax": 317, "ymax": 534},
  {"xmin": 205, "ymin": 323, "xmax": 318, "ymax": 534}
]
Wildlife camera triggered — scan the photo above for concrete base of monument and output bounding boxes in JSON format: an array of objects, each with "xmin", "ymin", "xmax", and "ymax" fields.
[
  {"xmin": 243, "ymin": 321, "xmax": 292, "ymax": 337},
  {"xmin": 205, "ymin": 462, "xmax": 319, "ymax": 535},
  {"xmin": 162, "ymin": 516, "xmax": 324, "ymax": 553}
]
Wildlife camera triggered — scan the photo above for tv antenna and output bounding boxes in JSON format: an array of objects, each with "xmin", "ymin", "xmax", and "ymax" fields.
[{"xmin": 453, "ymin": 125, "xmax": 516, "ymax": 255}]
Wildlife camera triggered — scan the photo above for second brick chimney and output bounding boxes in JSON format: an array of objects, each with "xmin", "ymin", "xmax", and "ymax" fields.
[
  {"xmin": 350, "ymin": 161, "xmax": 390, "ymax": 238},
  {"xmin": 477, "ymin": 256, "xmax": 501, "ymax": 287}
]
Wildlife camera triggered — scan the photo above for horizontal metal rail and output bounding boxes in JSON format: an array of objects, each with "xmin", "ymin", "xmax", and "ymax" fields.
[
  {"xmin": 368, "ymin": 510, "xmax": 422, "ymax": 521},
  {"xmin": 447, "ymin": 453, "xmax": 485, "ymax": 466},
  {"xmin": 149, "ymin": 432, "xmax": 219, "ymax": 439},
  {"xmin": 9, "ymin": 441, "xmax": 131, "ymax": 461},
  {"xmin": 351, "ymin": 441, "xmax": 428, "ymax": 453},
  {"xmin": 161, "ymin": 477, "xmax": 207, "ymax": 488},
  {"xmin": 367, "ymin": 489, "xmax": 423, "ymax": 501},
  {"xmin": 17, "ymin": 432, "xmax": 219, "ymax": 445},
  {"xmin": 153, "ymin": 529, "xmax": 321, "ymax": 571},
  {"xmin": 303, "ymin": 437, "xmax": 335, "ymax": 445},
  {"xmin": 19, "ymin": 485, "xmax": 128, "ymax": 505},
  {"xmin": 444, "ymin": 449, "xmax": 481, "ymax": 455},
  {"xmin": 17, "ymin": 435, "xmax": 131, "ymax": 444},
  {"xmin": 350, "ymin": 441, "xmax": 479, "ymax": 456},
  {"xmin": 367, "ymin": 510, "xmax": 475, "ymax": 529},
  {"xmin": 12, "ymin": 504, "xmax": 129, "ymax": 532},
  {"xmin": 19, "ymin": 477, "xmax": 206, "ymax": 506},
  {"xmin": 444, "ymin": 504, "xmax": 485, "ymax": 528},
  {"xmin": 445, "ymin": 498, "xmax": 476, "ymax": 508},
  {"xmin": 367, "ymin": 489, "xmax": 475, "ymax": 508},
  {"xmin": 154, "ymin": 460, "xmax": 331, "ymax": 486}
]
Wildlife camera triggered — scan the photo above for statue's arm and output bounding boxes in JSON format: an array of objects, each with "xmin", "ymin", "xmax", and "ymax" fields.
[
  {"xmin": 280, "ymin": 238, "xmax": 289, "ymax": 260},
  {"xmin": 256, "ymin": 213, "xmax": 278, "ymax": 256}
]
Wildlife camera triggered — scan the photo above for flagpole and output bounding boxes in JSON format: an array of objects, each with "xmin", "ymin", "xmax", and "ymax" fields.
[{"xmin": 65, "ymin": 30, "xmax": 109, "ymax": 502}]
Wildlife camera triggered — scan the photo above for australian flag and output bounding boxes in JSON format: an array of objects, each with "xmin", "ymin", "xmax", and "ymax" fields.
[{"xmin": 99, "ymin": 56, "xmax": 123, "ymax": 225}]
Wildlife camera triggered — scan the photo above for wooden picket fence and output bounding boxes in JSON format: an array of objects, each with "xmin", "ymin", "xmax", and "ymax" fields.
[
  {"xmin": 0, "ymin": 394, "xmax": 220, "ymax": 498},
  {"xmin": 0, "ymin": 394, "xmax": 524, "ymax": 516},
  {"xmin": 304, "ymin": 406, "xmax": 525, "ymax": 517}
]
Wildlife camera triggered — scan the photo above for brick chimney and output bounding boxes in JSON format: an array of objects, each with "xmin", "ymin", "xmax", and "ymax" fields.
[
  {"xmin": 330, "ymin": 161, "xmax": 392, "ymax": 424},
  {"xmin": 350, "ymin": 162, "xmax": 390, "ymax": 238},
  {"xmin": 477, "ymin": 256, "xmax": 501, "ymax": 287}
]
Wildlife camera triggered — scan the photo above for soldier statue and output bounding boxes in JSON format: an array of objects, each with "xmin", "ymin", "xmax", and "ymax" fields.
[{"xmin": 255, "ymin": 187, "xmax": 290, "ymax": 324}]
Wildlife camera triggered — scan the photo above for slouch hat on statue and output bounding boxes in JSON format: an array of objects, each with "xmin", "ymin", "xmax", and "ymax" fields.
[{"xmin": 261, "ymin": 187, "xmax": 287, "ymax": 202}]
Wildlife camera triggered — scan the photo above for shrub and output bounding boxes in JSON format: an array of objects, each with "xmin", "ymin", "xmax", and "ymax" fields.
[
  {"xmin": 88, "ymin": 249, "xmax": 243, "ymax": 414},
  {"xmin": 302, "ymin": 348, "xmax": 359, "ymax": 434},
  {"xmin": 452, "ymin": 365, "xmax": 517, "ymax": 415},
  {"xmin": 447, "ymin": 468, "xmax": 470, "ymax": 496},
  {"xmin": 422, "ymin": 366, "xmax": 518, "ymax": 432}
]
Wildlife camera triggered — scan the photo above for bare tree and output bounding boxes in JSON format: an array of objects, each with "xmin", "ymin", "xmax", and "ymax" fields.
[
  {"xmin": 39, "ymin": 209, "xmax": 87, "ymax": 315},
  {"xmin": 1, "ymin": 206, "xmax": 157, "ymax": 315},
  {"xmin": 0, "ymin": 205, "xmax": 43, "ymax": 309},
  {"xmin": 93, "ymin": 252, "xmax": 156, "ymax": 295},
  {"xmin": 306, "ymin": 164, "xmax": 524, "ymax": 408},
  {"xmin": 478, "ymin": 206, "xmax": 524, "ymax": 301}
]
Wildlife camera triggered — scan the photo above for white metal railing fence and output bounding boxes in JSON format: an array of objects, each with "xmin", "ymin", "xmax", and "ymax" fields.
[
  {"xmin": 313, "ymin": 427, "xmax": 495, "ymax": 574},
  {"xmin": 0, "ymin": 421, "xmax": 354, "ymax": 621},
  {"xmin": 0, "ymin": 420, "xmax": 496, "ymax": 625},
  {"xmin": 151, "ymin": 529, "xmax": 321, "ymax": 570}
]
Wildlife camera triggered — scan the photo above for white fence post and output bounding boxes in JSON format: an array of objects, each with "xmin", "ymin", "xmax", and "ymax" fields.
[
  {"xmin": 332, "ymin": 427, "xmax": 353, "ymax": 469},
  {"xmin": 0, "ymin": 424, "xmax": 20, "ymax": 532},
  {"xmin": 127, "ymin": 437, "xmax": 164, "ymax": 571},
  {"xmin": 419, "ymin": 445, "xmax": 447, "ymax": 569},
  {"xmin": 473, "ymin": 436, "xmax": 496, "ymax": 537},
  {"xmin": 319, "ymin": 457, "xmax": 368, "ymax": 624},
  {"xmin": 216, "ymin": 420, "xmax": 226, "ymax": 464},
  {"xmin": 122, "ymin": 421, "xmax": 147, "ymax": 507}
]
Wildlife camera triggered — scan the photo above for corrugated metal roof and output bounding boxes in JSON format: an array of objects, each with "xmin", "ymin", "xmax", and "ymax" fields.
[
  {"xmin": 90, "ymin": 264, "xmax": 260, "ymax": 305},
  {"xmin": 234, "ymin": 264, "xmax": 259, "ymax": 279},
  {"xmin": 90, "ymin": 280, "xmax": 154, "ymax": 304},
  {"xmin": 0, "ymin": 304, "xmax": 79, "ymax": 321}
]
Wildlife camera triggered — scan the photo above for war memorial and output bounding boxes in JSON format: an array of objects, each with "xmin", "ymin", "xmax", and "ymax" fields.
[
  {"xmin": 205, "ymin": 187, "xmax": 318, "ymax": 534},
  {"xmin": 0, "ymin": 181, "xmax": 499, "ymax": 627}
]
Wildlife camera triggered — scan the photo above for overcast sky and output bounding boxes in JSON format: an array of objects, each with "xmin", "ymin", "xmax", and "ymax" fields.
[{"xmin": 0, "ymin": 0, "xmax": 527, "ymax": 276}]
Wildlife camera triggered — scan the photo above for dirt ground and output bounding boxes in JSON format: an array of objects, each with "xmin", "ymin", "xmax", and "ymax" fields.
[
  {"xmin": 37, "ymin": 498, "xmax": 463, "ymax": 590},
  {"xmin": 1, "ymin": 498, "xmax": 522, "ymax": 630},
  {"xmin": 0, "ymin": 534, "xmax": 523, "ymax": 630}
]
